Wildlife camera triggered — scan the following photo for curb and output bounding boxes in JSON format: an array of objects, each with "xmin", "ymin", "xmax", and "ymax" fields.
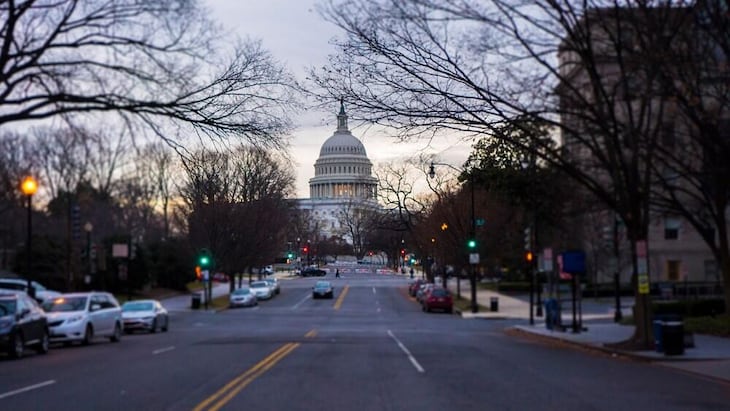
[{"xmin": 454, "ymin": 307, "xmax": 508, "ymax": 320}]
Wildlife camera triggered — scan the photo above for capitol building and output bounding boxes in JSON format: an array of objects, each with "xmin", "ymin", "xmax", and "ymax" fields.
[{"xmin": 296, "ymin": 101, "xmax": 379, "ymax": 242}]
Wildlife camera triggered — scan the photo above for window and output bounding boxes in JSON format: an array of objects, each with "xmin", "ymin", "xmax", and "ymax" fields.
[
  {"xmin": 666, "ymin": 260, "xmax": 681, "ymax": 281},
  {"xmin": 664, "ymin": 217, "xmax": 680, "ymax": 240}
]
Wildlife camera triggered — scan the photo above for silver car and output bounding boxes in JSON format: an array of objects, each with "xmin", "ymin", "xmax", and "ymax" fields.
[
  {"xmin": 42, "ymin": 292, "xmax": 122, "ymax": 345},
  {"xmin": 264, "ymin": 278, "xmax": 280, "ymax": 295},
  {"xmin": 121, "ymin": 300, "xmax": 169, "ymax": 333},
  {"xmin": 229, "ymin": 288, "xmax": 258, "ymax": 308},
  {"xmin": 250, "ymin": 281, "xmax": 274, "ymax": 300}
]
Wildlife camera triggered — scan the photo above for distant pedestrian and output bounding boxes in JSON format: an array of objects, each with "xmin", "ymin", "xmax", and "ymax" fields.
[
  {"xmin": 335, "ymin": 268, "xmax": 340, "ymax": 278},
  {"xmin": 409, "ymin": 267, "xmax": 414, "ymax": 279}
]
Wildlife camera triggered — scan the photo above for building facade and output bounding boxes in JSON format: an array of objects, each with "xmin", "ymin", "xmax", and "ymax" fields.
[{"xmin": 296, "ymin": 101, "xmax": 379, "ymax": 242}]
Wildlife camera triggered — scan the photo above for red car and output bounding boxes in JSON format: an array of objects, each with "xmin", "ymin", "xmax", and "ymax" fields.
[{"xmin": 422, "ymin": 288, "xmax": 453, "ymax": 313}]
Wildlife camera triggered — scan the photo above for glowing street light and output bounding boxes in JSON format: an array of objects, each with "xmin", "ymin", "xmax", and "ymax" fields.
[{"xmin": 20, "ymin": 176, "xmax": 38, "ymax": 299}]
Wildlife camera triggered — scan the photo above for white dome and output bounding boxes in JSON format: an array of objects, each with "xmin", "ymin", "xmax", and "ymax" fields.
[{"xmin": 319, "ymin": 131, "xmax": 368, "ymax": 157}]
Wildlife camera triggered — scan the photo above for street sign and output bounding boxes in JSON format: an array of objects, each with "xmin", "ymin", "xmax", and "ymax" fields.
[
  {"xmin": 475, "ymin": 218, "xmax": 485, "ymax": 227},
  {"xmin": 112, "ymin": 243, "xmax": 129, "ymax": 258},
  {"xmin": 469, "ymin": 253, "xmax": 480, "ymax": 264},
  {"xmin": 202, "ymin": 270, "xmax": 210, "ymax": 282}
]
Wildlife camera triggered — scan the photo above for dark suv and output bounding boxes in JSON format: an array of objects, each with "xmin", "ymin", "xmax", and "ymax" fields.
[
  {"xmin": 300, "ymin": 268, "xmax": 327, "ymax": 277},
  {"xmin": 0, "ymin": 292, "xmax": 50, "ymax": 358}
]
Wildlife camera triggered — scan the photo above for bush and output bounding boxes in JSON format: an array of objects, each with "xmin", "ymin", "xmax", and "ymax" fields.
[
  {"xmin": 652, "ymin": 299, "xmax": 726, "ymax": 317},
  {"xmin": 684, "ymin": 315, "xmax": 730, "ymax": 337}
]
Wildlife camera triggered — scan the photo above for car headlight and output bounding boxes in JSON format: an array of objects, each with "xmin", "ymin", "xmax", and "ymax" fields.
[{"xmin": 66, "ymin": 315, "xmax": 84, "ymax": 324}]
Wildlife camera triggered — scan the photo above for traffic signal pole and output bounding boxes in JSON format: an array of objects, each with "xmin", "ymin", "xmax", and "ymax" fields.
[{"xmin": 469, "ymin": 173, "xmax": 478, "ymax": 314}]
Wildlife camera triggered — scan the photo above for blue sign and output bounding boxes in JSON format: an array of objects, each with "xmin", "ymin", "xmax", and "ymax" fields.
[{"xmin": 561, "ymin": 251, "xmax": 586, "ymax": 274}]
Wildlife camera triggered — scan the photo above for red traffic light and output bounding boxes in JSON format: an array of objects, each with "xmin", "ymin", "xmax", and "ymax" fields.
[
  {"xmin": 400, "ymin": 249, "xmax": 405, "ymax": 255},
  {"xmin": 303, "ymin": 246, "xmax": 309, "ymax": 253}
]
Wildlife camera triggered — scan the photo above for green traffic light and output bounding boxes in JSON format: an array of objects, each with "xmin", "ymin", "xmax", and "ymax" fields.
[
  {"xmin": 199, "ymin": 256, "xmax": 209, "ymax": 266},
  {"xmin": 467, "ymin": 239, "xmax": 477, "ymax": 249}
]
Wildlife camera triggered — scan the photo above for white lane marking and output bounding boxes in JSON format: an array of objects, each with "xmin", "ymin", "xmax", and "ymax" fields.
[
  {"xmin": 292, "ymin": 292, "xmax": 311, "ymax": 309},
  {"xmin": 387, "ymin": 330, "xmax": 425, "ymax": 373},
  {"xmin": 153, "ymin": 346, "xmax": 176, "ymax": 355},
  {"xmin": 0, "ymin": 380, "xmax": 56, "ymax": 400},
  {"xmin": 372, "ymin": 287, "xmax": 376, "ymax": 294}
]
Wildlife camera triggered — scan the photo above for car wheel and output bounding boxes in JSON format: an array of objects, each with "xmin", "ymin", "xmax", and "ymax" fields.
[
  {"xmin": 161, "ymin": 318, "xmax": 169, "ymax": 332},
  {"xmin": 110, "ymin": 323, "xmax": 121, "ymax": 343},
  {"xmin": 35, "ymin": 330, "xmax": 50, "ymax": 354},
  {"xmin": 82, "ymin": 325, "xmax": 94, "ymax": 345},
  {"xmin": 10, "ymin": 332, "xmax": 24, "ymax": 359},
  {"xmin": 150, "ymin": 319, "xmax": 158, "ymax": 334}
]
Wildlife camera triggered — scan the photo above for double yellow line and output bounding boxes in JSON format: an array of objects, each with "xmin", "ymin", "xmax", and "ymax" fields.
[
  {"xmin": 194, "ymin": 329, "xmax": 317, "ymax": 411},
  {"xmin": 333, "ymin": 285, "xmax": 350, "ymax": 310}
]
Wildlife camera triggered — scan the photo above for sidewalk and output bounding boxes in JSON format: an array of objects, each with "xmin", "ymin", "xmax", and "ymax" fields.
[{"xmin": 446, "ymin": 279, "xmax": 730, "ymax": 383}]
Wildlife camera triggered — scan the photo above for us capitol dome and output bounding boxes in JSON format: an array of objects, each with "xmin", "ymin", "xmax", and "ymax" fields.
[{"xmin": 297, "ymin": 100, "xmax": 379, "ymax": 241}]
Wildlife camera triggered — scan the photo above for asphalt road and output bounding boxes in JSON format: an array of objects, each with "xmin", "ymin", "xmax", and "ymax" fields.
[{"xmin": 1, "ymin": 270, "xmax": 729, "ymax": 410}]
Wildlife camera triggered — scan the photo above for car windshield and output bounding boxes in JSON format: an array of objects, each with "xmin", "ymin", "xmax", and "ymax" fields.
[
  {"xmin": 233, "ymin": 289, "xmax": 251, "ymax": 295},
  {"xmin": 251, "ymin": 282, "xmax": 267, "ymax": 288},
  {"xmin": 43, "ymin": 296, "xmax": 88, "ymax": 312},
  {"xmin": 122, "ymin": 301, "xmax": 154, "ymax": 312},
  {"xmin": 0, "ymin": 299, "xmax": 17, "ymax": 315},
  {"xmin": 431, "ymin": 289, "xmax": 449, "ymax": 297},
  {"xmin": 315, "ymin": 282, "xmax": 330, "ymax": 288}
]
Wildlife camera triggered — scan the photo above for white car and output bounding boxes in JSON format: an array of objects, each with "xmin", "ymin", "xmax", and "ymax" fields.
[
  {"xmin": 229, "ymin": 288, "xmax": 258, "ymax": 308},
  {"xmin": 42, "ymin": 292, "xmax": 122, "ymax": 345},
  {"xmin": 249, "ymin": 281, "xmax": 274, "ymax": 300},
  {"xmin": 0, "ymin": 278, "xmax": 61, "ymax": 303},
  {"xmin": 121, "ymin": 300, "xmax": 169, "ymax": 333}
]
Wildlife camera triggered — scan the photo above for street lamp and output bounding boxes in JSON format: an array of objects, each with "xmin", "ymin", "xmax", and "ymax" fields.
[
  {"xmin": 429, "ymin": 162, "xmax": 478, "ymax": 313},
  {"xmin": 20, "ymin": 176, "xmax": 38, "ymax": 300},
  {"xmin": 84, "ymin": 222, "xmax": 93, "ymax": 287}
]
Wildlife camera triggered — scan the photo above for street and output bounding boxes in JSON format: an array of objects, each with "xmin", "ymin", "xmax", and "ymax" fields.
[{"xmin": 1, "ymin": 270, "xmax": 728, "ymax": 411}]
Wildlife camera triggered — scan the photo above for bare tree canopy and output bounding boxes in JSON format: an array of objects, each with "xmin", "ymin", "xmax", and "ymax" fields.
[
  {"xmin": 311, "ymin": 0, "xmax": 730, "ymax": 347},
  {"xmin": 0, "ymin": 0, "xmax": 299, "ymax": 146}
]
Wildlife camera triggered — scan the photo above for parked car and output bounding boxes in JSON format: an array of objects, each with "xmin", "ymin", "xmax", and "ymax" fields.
[
  {"xmin": 229, "ymin": 288, "xmax": 258, "ymax": 308},
  {"xmin": 250, "ymin": 281, "xmax": 274, "ymax": 300},
  {"xmin": 312, "ymin": 281, "xmax": 334, "ymax": 299},
  {"xmin": 421, "ymin": 288, "xmax": 453, "ymax": 313},
  {"xmin": 300, "ymin": 268, "xmax": 327, "ymax": 277},
  {"xmin": 416, "ymin": 283, "xmax": 435, "ymax": 303},
  {"xmin": 121, "ymin": 300, "xmax": 169, "ymax": 333},
  {"xmin": 0, "ymin": 278, "xmax": 61, "ymax": 303},
  {"xmin": 42, "ymin": 292, "xmax": 122, "ymax": 345},
  {"xmin": 408, "ymin": 279, "xmax": 426, "ymax": 297},
  {"xmin": 264, "ymin": 278, "xmax": 280, "ymax": 295},
  {"xmin": 0, "ymin": 291, "xmax": 49, "ymax": 358}
]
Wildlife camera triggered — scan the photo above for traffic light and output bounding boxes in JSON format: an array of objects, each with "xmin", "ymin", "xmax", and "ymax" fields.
[
  {"xmin": 525, "ymin": 251, "xmax": 534, "ymax": 263},
  {"xmin": 198, "ymin": 248, "xmax": 212, "ymax": 268},
  {"xmin": 287, "ymin": 251, "xmax": 294, "ymax": 259},
  {"xmin": 524, "ymin": 227, "xmax": 532, "ymax": 251},
  {"xmin": 195, "ymin": 265, "xmax": 202, "ymax": 280},
  {"xmin": 302, "ymin": 246, "xmax": 309, "ymax": 254},
  {"xmin": 467, "ymin": 239, "xmax": 477, "ymax": 250},
  {"xmin": 400, "ymin": 249, "xmax": 405, "ymax": 256}
]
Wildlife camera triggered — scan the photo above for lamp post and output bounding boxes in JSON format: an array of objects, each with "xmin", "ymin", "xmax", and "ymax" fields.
[
  {"xmin": 21, "ymin": 176, "xmax": 38, "ymax": 300},
  {"xmin": 84, "ymin": 222, "xmax": 93, "ymax": 287},
  {"xmin": 429, "ymin": 162, "xmax": 478, "ymax": 313}
]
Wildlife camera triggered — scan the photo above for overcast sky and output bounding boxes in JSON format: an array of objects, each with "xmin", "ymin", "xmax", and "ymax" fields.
[{"xmin": 206, "ymin": 0, "xmax": 471, "ymax": 198}]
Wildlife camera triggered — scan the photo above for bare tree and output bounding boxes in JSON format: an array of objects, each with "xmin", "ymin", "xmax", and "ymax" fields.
[
  {"xmin": 311, "ymin": 0, "xmax": 729, "ymax": 348},
  {"xmin": 180, "ymin": 145, "xmax": 296, "ymax": 289},
  {"xmin": 0, "ymin": 1, "xmax": 299, "ymax": 146}
]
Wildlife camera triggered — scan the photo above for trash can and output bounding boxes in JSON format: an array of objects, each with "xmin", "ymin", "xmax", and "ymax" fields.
[
  {"xmin": 653, "ymin": 319, "xmax": 664, "ymax": 352},
  {"xmin": 490, "ymin": 297, "xmax": 499, "ymax": 312},
  {"xmin": 191, "ymin": 292, "xmax": 201, "ymax": 309},
  {"xmin": 662, "ymin": 321, "xmax": 685, "ymax": 356}
]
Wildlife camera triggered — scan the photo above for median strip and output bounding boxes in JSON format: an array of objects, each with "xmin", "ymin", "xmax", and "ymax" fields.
[{"xmin": 333, "ymin": 285, "xmax": 350, "ymax": 310}]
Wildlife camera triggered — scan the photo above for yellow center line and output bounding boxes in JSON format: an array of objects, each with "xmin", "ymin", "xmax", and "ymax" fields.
[
  {"xmin": 207, "ymin": 343, "xmax": 300, "ymax": 411},
  {"xmin": 333, "ymin": 285, "xmax": 350, "ymax": 310},
  {"xmin": 192, "ymin": 343, "xmax": 297, "ymax": 411},
  {"xmin": 193, "ymin": 329, "xmax": 317, "ymax": 411}
]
